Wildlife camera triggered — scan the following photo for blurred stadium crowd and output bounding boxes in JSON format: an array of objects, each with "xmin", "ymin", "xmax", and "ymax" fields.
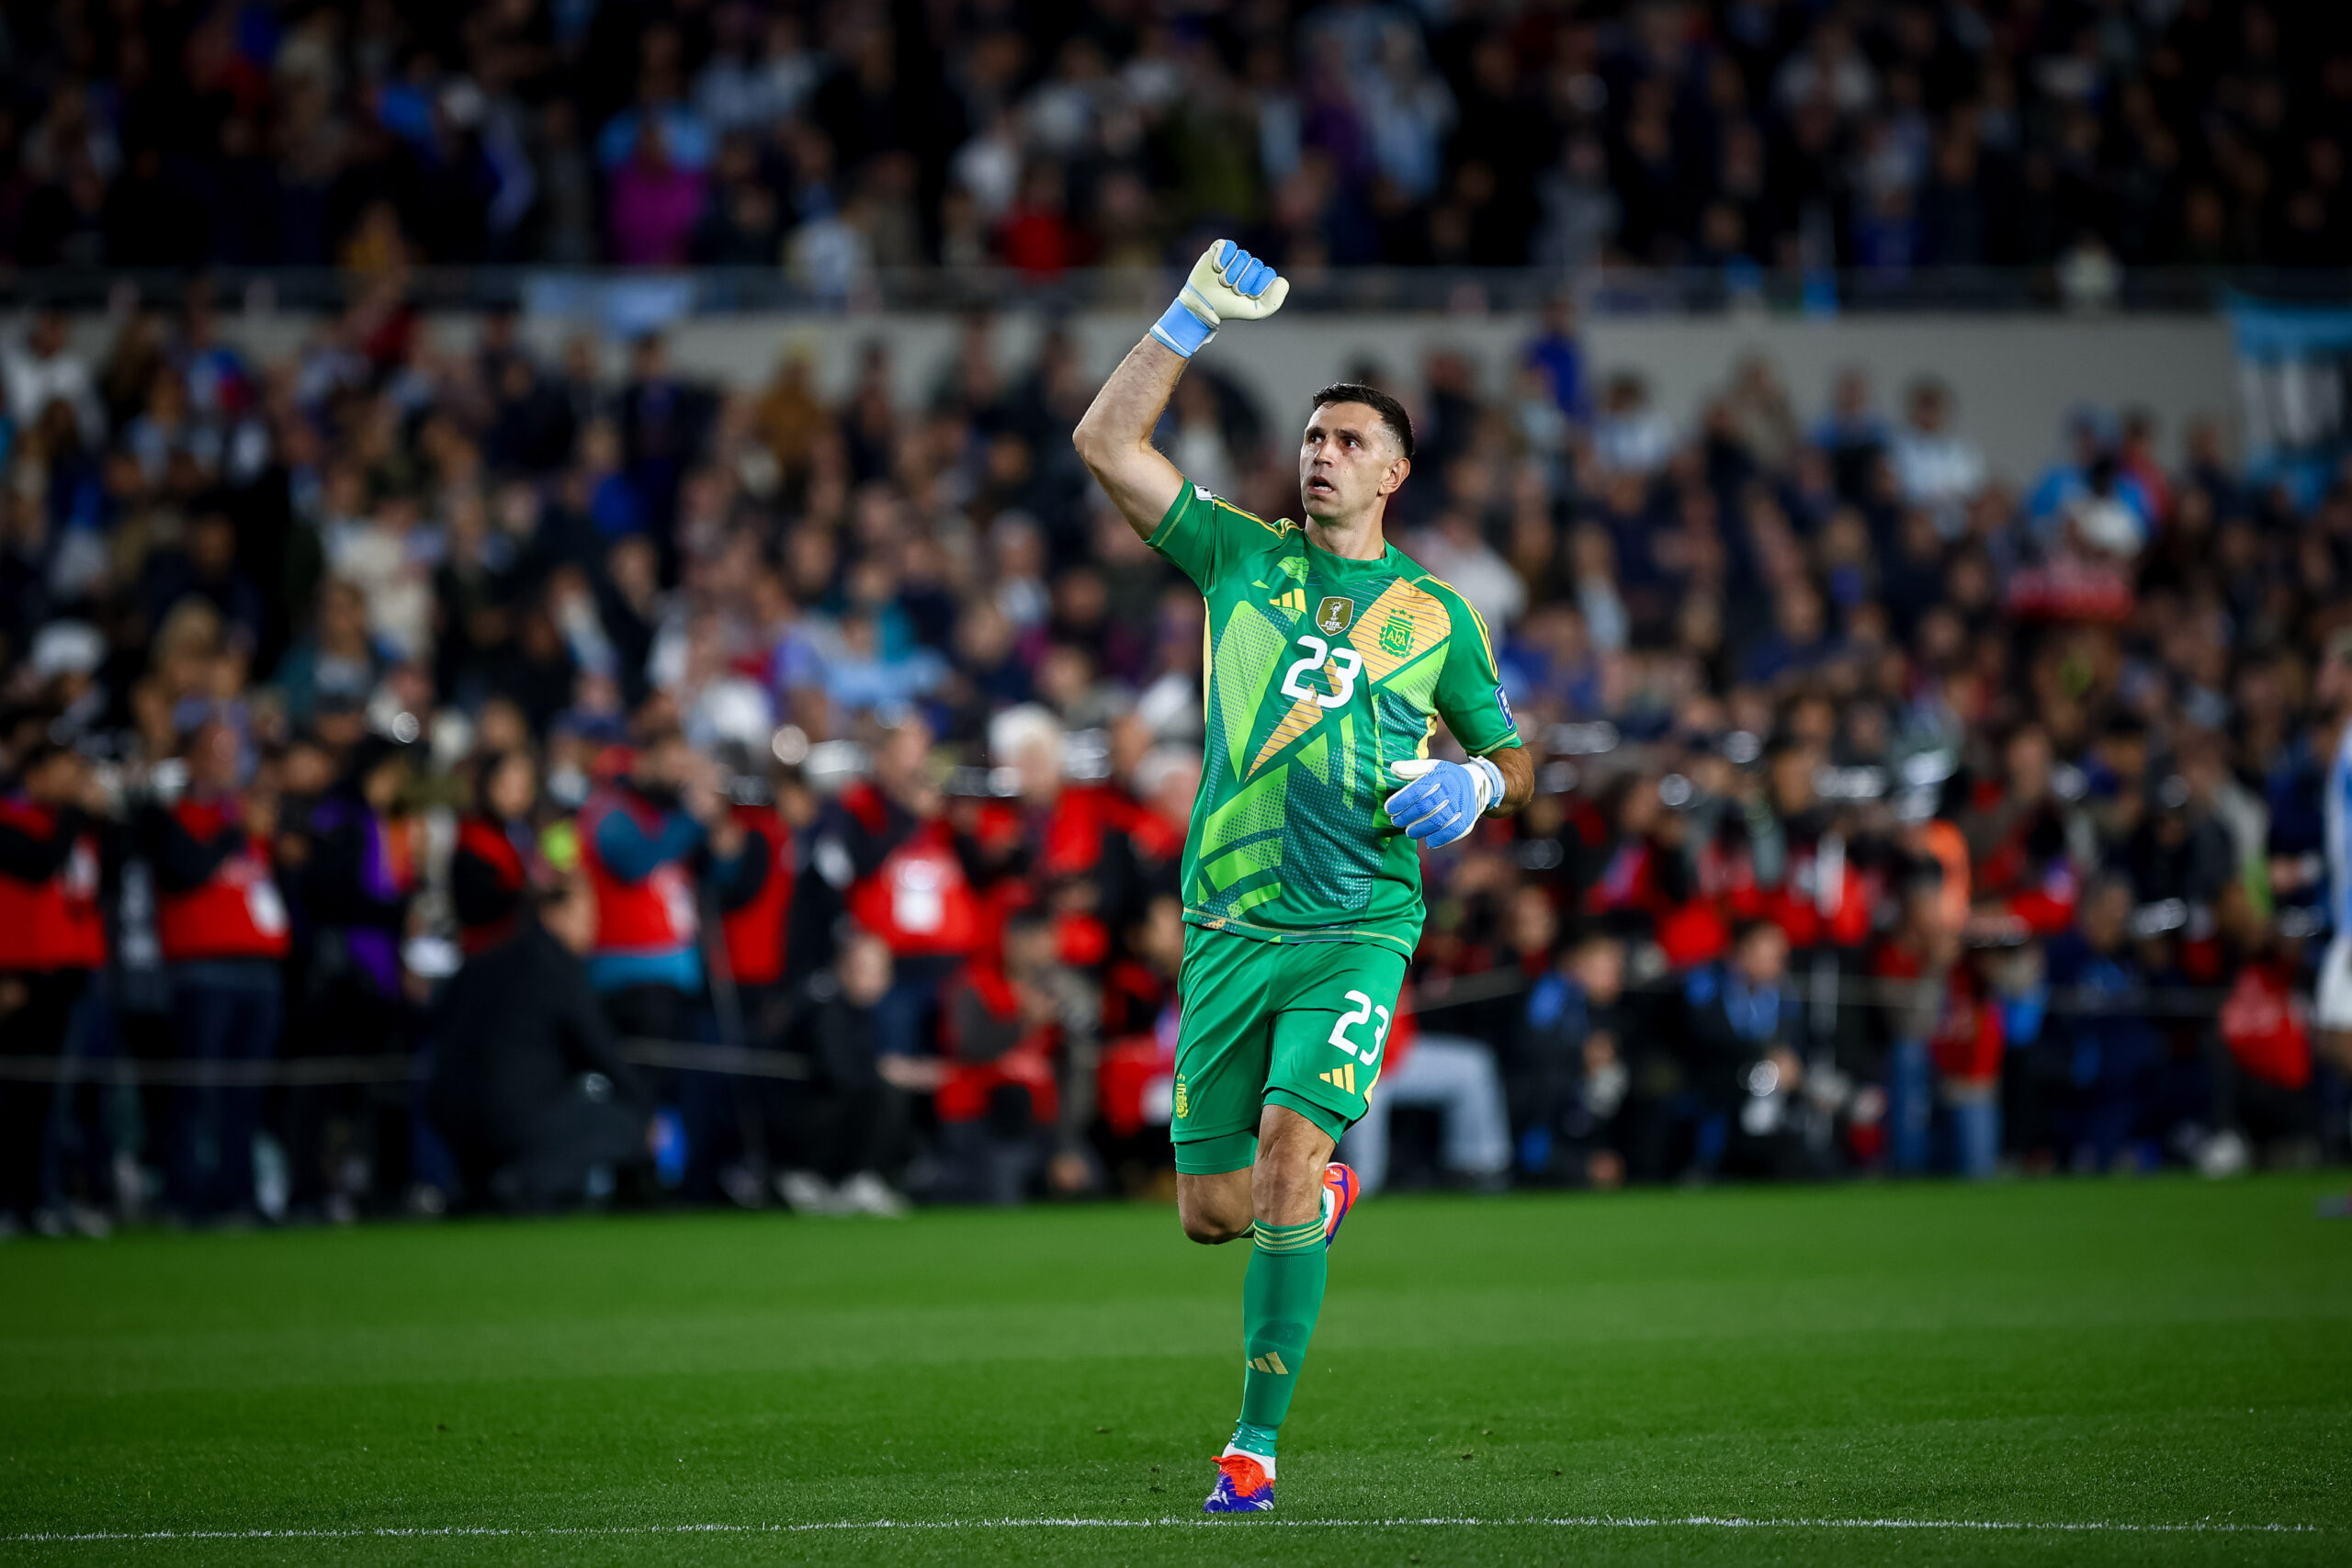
[
  {"xmin": 0, "ymin": 274, "xmax": 2344, "ymax": 1235},
  {"xmin": 1, "ymin": 0, "xmax": 2348, "ymax": 279}
]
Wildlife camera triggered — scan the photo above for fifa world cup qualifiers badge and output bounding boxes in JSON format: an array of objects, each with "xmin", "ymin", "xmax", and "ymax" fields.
[
  {"xmin": 1496, "ymin": 684, "xmax": 1513, "ymax": 726},
  {"xmin": 1315, "ymin": 597, "xmax": 1354, "ymax": 636}
]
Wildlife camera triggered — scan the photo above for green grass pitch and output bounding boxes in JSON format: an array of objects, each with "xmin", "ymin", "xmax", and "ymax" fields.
[{"xmin": 2, "ymin": 1178, "xmax": 2347, "ymax": 1566}]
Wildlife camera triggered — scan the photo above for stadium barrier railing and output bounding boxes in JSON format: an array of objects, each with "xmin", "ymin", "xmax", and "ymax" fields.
[{"xmin": 0, "ymin": 978, "xmax": 2256, "ymax": 1088}]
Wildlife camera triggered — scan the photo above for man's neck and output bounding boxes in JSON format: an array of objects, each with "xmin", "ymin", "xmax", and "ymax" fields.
[{"xmin": 1303, "ymin": 508, "xmax": 1387, "ymax": 561}]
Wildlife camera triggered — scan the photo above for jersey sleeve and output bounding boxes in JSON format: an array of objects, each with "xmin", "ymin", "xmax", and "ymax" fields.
[
  {"xmin": 1430, "ymin": 586, "xmax": 1522, "ymax": 756},
  {"xmin": 1147, "ymin": 479, "xmax": 1283, "ymax": 590}
]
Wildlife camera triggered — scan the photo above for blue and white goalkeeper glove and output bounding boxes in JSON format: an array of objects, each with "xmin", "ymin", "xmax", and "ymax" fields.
[
  {"xmin": 1385, "ymin": 758, "xmax": 1505, "ymax": 848},
  {"xmin": 1150, "ymin": 241, "xmax": 1291, "ymax": 358}
]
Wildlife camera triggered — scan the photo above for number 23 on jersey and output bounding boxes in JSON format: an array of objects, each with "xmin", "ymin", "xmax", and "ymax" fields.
[{"xmin": 1280, "ymin": 635, "xmax": 1362, "ymax": 708}]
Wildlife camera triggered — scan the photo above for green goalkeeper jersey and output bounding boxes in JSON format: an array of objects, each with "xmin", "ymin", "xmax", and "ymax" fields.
[{"xmin": 1148, "ymin": 479, "xmax": 1523, "ymax": 957}]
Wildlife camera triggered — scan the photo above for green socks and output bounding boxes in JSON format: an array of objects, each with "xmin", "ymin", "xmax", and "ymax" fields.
[{"xmin": 1234, "ymin": 1217, "xmax": 1328, "ymax": 1455}]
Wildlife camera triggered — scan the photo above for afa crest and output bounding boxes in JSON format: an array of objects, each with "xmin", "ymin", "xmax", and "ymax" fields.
[
  {"xmin": 1315, "ymin": 596, "xmax": 1354, "ymax": 636},
  {"xmin": 1378, "ymin": 612, "xmax": 1414, "ymax": 657}
]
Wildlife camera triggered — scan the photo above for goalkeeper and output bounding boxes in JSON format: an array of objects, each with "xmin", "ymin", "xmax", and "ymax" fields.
[{"xmin": 1074, "ymin": 243, "xmax": 1533, "ymax": 1514}]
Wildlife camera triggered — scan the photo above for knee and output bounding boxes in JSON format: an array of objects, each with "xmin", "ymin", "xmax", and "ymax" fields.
[
  {"xmin": 1179, "ymin": 1210, "xmax": 1250, "ymax": 1246},
  {"xmin": 1250, "ymin": 1117, "xmax": 1335, "ymax": 1223},
  {"xmin": 1253, "ymin": 1118, "xmax": 1330, "ymax": 1185}
]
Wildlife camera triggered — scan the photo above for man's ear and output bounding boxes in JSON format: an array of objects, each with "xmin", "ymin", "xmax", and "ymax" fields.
[{"xmin": 1379, "ymin": 456, "xmax": 1412, "ymax": 497}]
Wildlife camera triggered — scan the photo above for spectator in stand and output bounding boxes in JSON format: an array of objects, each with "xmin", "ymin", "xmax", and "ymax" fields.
[
  {"xmin": 275, "ymin": 581, "xmax": 390, "ymax": 730},
  {"xmin": 1591, "ymin": 373, "xmax": 1675, "ymax": 477},
  {"xmin": 605, "ymin": 123, "xmax": 707, "ymax": 269},
  {"xmin": 1962, "ymin": 725, "xmax": 2082, "ymax": 942},
  {"xmin": 1872, "ymin": 871, "xmax": 1970, "ymax": 1176},
  {"xmin": 1523, "ymin": 292, "xmax": 1588, "ymax": 423},
  {"xmin": 1932, "ymin": 954, "xmax": 2007, "ymax": 1180},
  {"xmin": 451, "ymin": 750, "xmax": 545, "ymax": 956},
  {"xmin": 616, "ymin": 336, "xmax": 715, "ymax": 544},
  {"xmin": 140, "ymin": 718, "xmax": 288, "ymax": 1224},
  {"xmin": 715, "ymin": 762, "xmax": 805, "ymax": 1048},
  {"xmin": 1510, "ymin": 929, "xmax": 1632, "ymax": 1190},
  {"xmin": 1812, "ymin": 368, "xmax": 1888, "ymax": 503},
  {"xmin": 791, "ymin": 713, "xmax": 978, "ymax": 1055},
  {"xmin": 2036, "ymin": 874, "xmax": 2163, "ymax": 1174},
  {"xmin": 142, "ymin": 513, "xmax": 266, "ymax": 656},
  {"xmin": 288, "ymin": 734, "xmax": 417, "ymax": 1220},
  {"xmin": 1681, "ymin": 919, "xmax": 1822, "ymax": 1180},
  {"xmin": 2026, "ymin": 412, "xmax": 2154, "ymax": 546},
  {"xmin": 934, "ymin": 908, "xmax": 1099, "ymax": 1204},
  {"xmin": 2211, "ymin": 887, "xmax": 2318, "ymax": 1168},
  {"xmin": 1887, "ymin": 379, "xmax": 1987, "ymax": 538},
  {"xmin": 770, "ymin": 930, "xmax": 913, "ymax": 1216},
  {"xmin": 0, "ymin": 742, "xmax": 109, "ymax": 1235},
  {"xmin": 577, "ymin": 726, "xmax": 746, "ymax": 1047},
  {"xmin": 427, "ymin": 874, "xmax": 653, "ymax": 1212},
  {"xmin": 3, "ymin": 310, "xmax": 103, "ymax": 446}
]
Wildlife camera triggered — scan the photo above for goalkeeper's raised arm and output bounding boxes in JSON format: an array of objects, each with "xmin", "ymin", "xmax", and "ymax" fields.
[{"xmin": 1073, "ymin": 242, "xmax": 1290, "ymax": 539}]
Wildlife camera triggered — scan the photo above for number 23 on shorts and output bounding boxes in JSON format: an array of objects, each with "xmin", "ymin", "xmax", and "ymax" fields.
[{"xmin": 1328, "ymin": 990, "xmax": 1390, "ymax": 1066}]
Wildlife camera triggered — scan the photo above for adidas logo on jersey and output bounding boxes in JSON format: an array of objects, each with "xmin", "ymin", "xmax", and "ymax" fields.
[
  {"xmin": 1318, "ymin": 1064, "xmax": 1358, "ymax": 1094},
  {"xmin": 1272, "ymin": 587, "xmax": 1308, "ymax": 615}
]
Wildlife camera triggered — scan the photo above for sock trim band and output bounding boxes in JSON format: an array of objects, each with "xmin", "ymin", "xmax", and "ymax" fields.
[{"xmin": 1250, "ymin": 1218, "xmax": 1324, "ymax": 1254}]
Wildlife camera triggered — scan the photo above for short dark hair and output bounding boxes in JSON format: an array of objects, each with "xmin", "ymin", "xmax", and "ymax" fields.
[{"xmin": 1309, "ymin": 382, "xmax": 1415, "ymax": 461}]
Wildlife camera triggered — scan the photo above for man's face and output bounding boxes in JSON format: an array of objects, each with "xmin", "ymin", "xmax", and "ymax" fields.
[
  {"xmin": 546, "ymin": 879, "xmax": 598, "ymax": 954},
  {"xmin": 1004, "ymin": 923, "xmax": 1057, "ymax": 981},
  {"xmin": 1775, "ymin": 587, "xmax": 1823, "ymax": 641},
  {"xmin": 24, "ymin": 752, "xmax": 84, "ymax": 807},
  {"xmin": 874, "ymin": 720, "xmax": 933, "ymax": 793},
  {"xmin": 1298, "ymin": 401, "xmax": 1408, "ymax": 524},
  {"xmin": 1136, "ymin": 896, "xmax": 1183, "ymax": 972},
  {"xmin": 1733, "ymin": 927, "xmax": 1789, "ymax": 988},
  {"xmin": 2006, "ymin": 729, "xmax": 2052, "ymax": 799},
  {"xmin": 1569, "ymin": 941, "xmax": 1624, "ymax": 1004},
  {"xmin": 639, "ymin": 736, "xmax": 694, "ymax": 790},
  {"xmin": 2081, "ymin": 884, "xmax": 2132, "ymax": 951},
  {"xmin": 1011, "ymin": 737, "xmax": 1062, "ymax": 807},
  {"xmin": 189, "ymin": 722, "xmax": 242, "ymax": 791},
  {"xmin": 2321, "ymin": 650, "xmax": 2352, "ymax": 715},
  {"xmin": 191, "ymin": 518, "xmax": 236, "ymax": 575},
  {"xmin": 1509, "ymin": 887, "xmax": 1556, "ymax": 954},
  {"xmin": 839, "ymin": 933, "xmax": 892, "ymax": 1006},
  {"xmin": 1770, "ymin": 747, "xmax": 1817, "ymax": 813}
]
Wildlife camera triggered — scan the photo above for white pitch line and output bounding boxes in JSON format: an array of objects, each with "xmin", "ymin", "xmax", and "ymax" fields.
[{"xmin": 3, "ymin": 1516, "xmax": 2328, "ymax": 1543}]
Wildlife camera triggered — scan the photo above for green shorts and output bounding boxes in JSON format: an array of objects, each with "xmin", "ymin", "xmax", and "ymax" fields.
[{"xmin": 1170, "ymin": 925, "xmax": 1409, "ymax": 1174}]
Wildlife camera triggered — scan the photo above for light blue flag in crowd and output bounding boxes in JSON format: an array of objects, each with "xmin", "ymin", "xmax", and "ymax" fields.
[{"xmin": 2229, "ymin": 296, "xmax": 2352, "ymax": 507}]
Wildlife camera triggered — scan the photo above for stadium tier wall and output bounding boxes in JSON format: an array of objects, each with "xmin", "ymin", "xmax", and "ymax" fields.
[{"xmin": 29, "ymin": 307, "xmax": 2238, "ymax": 484}]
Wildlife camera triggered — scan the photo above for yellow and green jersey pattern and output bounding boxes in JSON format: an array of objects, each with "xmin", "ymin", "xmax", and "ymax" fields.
[{"xmin": 1148, "ymin": 479, "xmax": 1521, "ymax": 956}]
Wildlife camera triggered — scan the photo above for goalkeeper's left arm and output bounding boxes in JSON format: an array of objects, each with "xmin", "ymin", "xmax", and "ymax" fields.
[{"xmin": 1073, "ymin": 242, "xmax": 1290, "ymax": 541}]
